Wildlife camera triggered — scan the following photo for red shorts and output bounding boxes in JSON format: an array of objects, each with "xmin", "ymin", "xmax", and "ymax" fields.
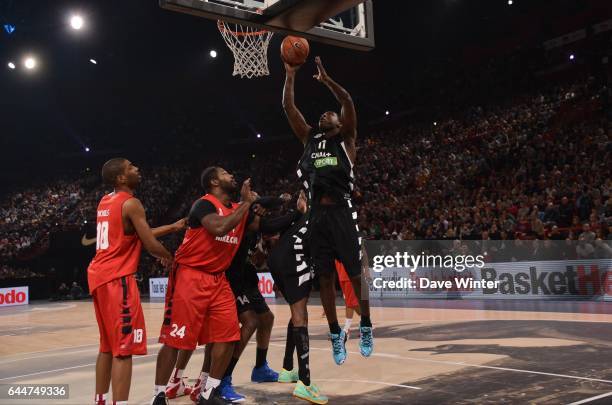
[
  {"xmin": 336, "ymin": 261, "xmax": 359, "ymax": 309},
  {"xmin": 159, "ymin": 265, "xmax": 240, "ymax": 350},
  {"xmin": 93, "ymin": 275, "xmax": 147, "ymax": 357}
]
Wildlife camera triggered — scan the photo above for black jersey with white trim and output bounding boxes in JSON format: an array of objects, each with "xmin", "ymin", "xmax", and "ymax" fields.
[{"xmin": 296, "ymin": 131, "xmax": 355, "ymax": 201}]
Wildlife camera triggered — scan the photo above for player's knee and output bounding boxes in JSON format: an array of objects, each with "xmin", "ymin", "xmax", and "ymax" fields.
[
  {"xmin": 241, "ymin": 316, "xmax": 259, "ymax": 333},
  {"xmin": 259, "ymin": 311, "xmax": 274, "ymax": 328}
]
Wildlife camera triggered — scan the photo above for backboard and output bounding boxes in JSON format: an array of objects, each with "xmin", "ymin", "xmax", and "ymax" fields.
[{"xmin": 159, "ymin": 0, "xmax": 375, "ymax": 51}]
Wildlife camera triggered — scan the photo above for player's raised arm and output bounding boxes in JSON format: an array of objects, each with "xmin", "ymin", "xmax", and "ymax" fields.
[
  {"xmin": 313, "ymin": 56, "xmax": 357, "ymax": 141},
  {"xmin": 283, "ymin": 62, "xmax": 312, "ymax": 145},
  {"xmin": 201, "ymin": 179, "xmax": 257, "ymax": 236},
  {"xmin": 123, "ymin": 198, "xmax": 173, "ymax": 261}
]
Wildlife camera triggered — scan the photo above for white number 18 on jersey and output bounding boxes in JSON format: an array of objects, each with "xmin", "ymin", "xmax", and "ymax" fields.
[{"xmin": 96, "ymin": 221, "xmax": 109, "ymax": 250}]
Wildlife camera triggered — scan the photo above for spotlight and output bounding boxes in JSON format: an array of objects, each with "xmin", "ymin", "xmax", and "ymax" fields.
[
  {"xmin": 84, "ymin": 220, "xmax": 88, "ymax": 224},
  {"xmin": 569, "ymin": 54, "xmax": 575, "ymax": 61},
  {"xmin": 508, "ymin": 0, "xmax": 513, "ymax": 5},
  {"xmin": 24, "ymin": 57, "xmax": 37, "ymax": 70},
  {"xmin": 257, "ymin": 133, "xmax": 262, "ymax": 139},
  {"xmin": 7, "ymin": 62, "xmax": 16, "ymax": 70},
  {"xmin": 85, "ymin": 147, "xmax": 90, "ymax": 152},
  {"xmin": 434, "ymin": 121, "xmax": 438, "ymax": 126},
  {"xmin": 210, "ymin": 50, "xmax": 217, "ymax": 58},
  {"xmin": 70, "ymin": 15, "xmax": 84, "ymax": 30},
  {"xmin": 89, "ymin": 59, "xmax": 97, "ymax": 64},
  {"xmin": 385, "ymin": 110, "xmax": 390, "ymax": 116}
]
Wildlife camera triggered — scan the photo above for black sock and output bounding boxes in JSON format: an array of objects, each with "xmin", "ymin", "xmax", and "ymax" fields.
[
  {"xmin": 360, "ymin": 315, "xmax": 372, "ymax": 328},
  {"xmin": 329, "ymin": 321, "xmax": 341, "ymax": 335},
  {"xmin": 255, "ymin": 347, "xmax": 268, "ymax": 368},
  {"xmin": 224, "ymin": 357, "xmax": 239, "ymax": 378},
  {"xmin": 283, "ymin": 321, "xmax": 295, "ymax": 370},
  {"xmin": 292, "ymin": 326, "xmax": 310, "ymax": 386}
]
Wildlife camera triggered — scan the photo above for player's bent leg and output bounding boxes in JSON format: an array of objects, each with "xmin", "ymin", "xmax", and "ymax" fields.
[
  {"xmin": 278, "ymin": 320, "xmax": 299, "ymax": 384},
  {"xmin": 189, "ymin": 345, "xmax": 211, "ymax": 403},
  {"xmin": 252, "ymin": 310, "xmax": 278, "ymax": 383},
  {"xmin": 350, "ymin": 275, "xmax": 373, "ymax": 357},
  {"xmin": 95, "ymin": 352, "xmax": 112, "ymax": 405},
  {"xmin": 111, "ymin": 355, "xmax": 132, "ymax": 402},
  {"xmin": 166, "ymin": 349, "xmax": 194, "ymax": 399},
  {"xmin": 318, "ymin": 272, "xmax": 347, "ymax": 365},
  {"xmin": 290, "ymin": 300, "xmax": 328, "ymax": 404},
  {"xmin": 198, "ymin": 342, "xmax": 236, "ymax": 405},
  {"xmin": 152, "ymin": 345, "xmax": 178, "ymax": 405}
]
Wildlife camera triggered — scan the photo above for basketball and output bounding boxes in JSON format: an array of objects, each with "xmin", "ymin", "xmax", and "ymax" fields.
[{"xmin": 281, "ymin": 36, "xmax": 310, "ymax": 66}]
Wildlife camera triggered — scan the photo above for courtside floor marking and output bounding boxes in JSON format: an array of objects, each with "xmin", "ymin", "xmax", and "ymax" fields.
[
  {"xmin": 567, "ymin": 391, "xmax": 612, "ymax": 405},
  {"xmin": 268, "ymin": 344, "xmax": 612, "ymax": 385},
  {"xmin": 318, "ymin": 379, "xmax": 420, "ymax": 390}
]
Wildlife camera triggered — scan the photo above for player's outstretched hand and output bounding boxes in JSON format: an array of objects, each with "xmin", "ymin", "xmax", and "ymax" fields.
[
  {"xmin": 241, "ymin": 178, "xmax": 257, "ymax": 203},
  {"xmin": 313, "ymin": 56, "xmax": 330, "ymax": 83},
  {"xmin": 172, "ymin": 218, "xmax": 187, "ymax": 232}
]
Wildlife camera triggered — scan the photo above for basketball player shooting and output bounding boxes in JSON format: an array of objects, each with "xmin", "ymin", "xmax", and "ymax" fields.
[{"xmin": 283, "ymin": 57, "xmax": 373, "ymax": 366}]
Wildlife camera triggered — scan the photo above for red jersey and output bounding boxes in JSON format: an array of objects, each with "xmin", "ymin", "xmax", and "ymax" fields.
[
  {"xmin": 87, "ymin": 191, "xmax": 142, "ymax": 293},
  {"xmin": 175, "ymin": 194, "xmax": 248, "ymax": 274}
]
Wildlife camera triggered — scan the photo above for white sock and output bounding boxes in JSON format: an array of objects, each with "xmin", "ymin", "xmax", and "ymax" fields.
[
  {"xmin": 154, "ymin": 385, "xmax": 165, "ymax": 395},
  {"xmin": 113, "ymin": 402, "xmax": 128, "ymax": 405},
  {"xmin": 344, "ymin": 318, "xmax": 353, "ymax": 331},
  {"xmin": 171, "ymin": 368, "xmax": 184, "ymax": 380},
  {"xmin": 199, "ymin": 371, "xmax": 209, "ymax": 384},
  {"xmin": 95, "ymin": 393, "xmax": 108, "ymax": 404},
  {"xmin": 201, "ymin": 377, "xmax": 220, "ymax": 399}
]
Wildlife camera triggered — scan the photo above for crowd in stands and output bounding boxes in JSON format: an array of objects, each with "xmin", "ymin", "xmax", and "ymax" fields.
[
  {"xmin": 1, "ymin": 67, "xmax": 611, "ymax": 287},
  {"xmin": 0, "ymin": 264, "xmax": 43, "ymax": 280}
]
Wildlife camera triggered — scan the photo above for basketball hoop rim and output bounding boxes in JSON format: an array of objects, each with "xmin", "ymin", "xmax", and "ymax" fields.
[{"xmin": 217, "ymin": 20, "xmax": 269, "ymax": 37}]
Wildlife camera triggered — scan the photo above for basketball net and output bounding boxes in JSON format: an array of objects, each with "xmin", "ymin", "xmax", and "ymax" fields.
[{"xmin": 218, "ymin": 20, "xmax": 273, "ymax": 79}]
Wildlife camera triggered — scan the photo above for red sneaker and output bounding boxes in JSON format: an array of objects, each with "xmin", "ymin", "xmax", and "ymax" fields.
[
  {"xmin": 166, "ymin": 377, "xmax": 189, "ymax": 399},
  {"xmin": 188, "ymin": 378, "xmax": 203, "ymax": 403}
]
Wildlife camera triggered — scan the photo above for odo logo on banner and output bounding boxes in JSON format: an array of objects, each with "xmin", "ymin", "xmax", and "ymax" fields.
[
  {"xmin": 0, "ymin": 286, "xmax": 29, "ymax": 307},
  {"xmin": 258, "ymin": 273, "xmax": 275, "ymax": 298}
]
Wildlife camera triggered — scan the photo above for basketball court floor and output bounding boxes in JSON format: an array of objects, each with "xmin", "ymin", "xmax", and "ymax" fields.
[{"xmin": 1, "ymin": 298, "xmax": 611, "ymax": 404}]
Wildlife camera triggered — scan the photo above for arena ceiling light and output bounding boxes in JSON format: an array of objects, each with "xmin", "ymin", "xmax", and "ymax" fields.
[
  {"xmin": 90, "ymin": 59, "xmax": 97, "ymax": 64},
  {"xmin": 70, "ymin": 15, "xmax": 84, "ymax": 30},
  {"xmin": 7, "ymin": 61, "xmax": 16, "ymax": 70},
  {"xmin": 569, "ymin": 54, "xmax": 575, "ymax": 60},
  {"xmin": 85, "ymin": 147, "xmax": 90, "ymax": 152},
  {"xmin": 385, "ymin": 110, "xmax": 390, "ymax": 115},
  {"xmin": 257, "ymin": 133, "xmax": 262, "ymax": 139},
  {"xmin": 24, "ymin": 56, "xmax": 37, "ymax": 70},
  {"xmin": 210, "ymin": 50, "xmax": 218, "ymax": 58}
]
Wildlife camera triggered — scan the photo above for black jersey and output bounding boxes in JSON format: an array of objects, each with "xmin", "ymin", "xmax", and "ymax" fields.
[{"xmin": 296, "ymin": 131, "xmax": 355, "ymax": 202}]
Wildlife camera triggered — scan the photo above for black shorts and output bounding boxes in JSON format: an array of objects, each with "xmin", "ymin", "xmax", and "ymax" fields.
[
  {"xmin": 230, "ymin": 263, "xmax": 270, "ymax": 315},
  {"xmin": 308, "ymin": 200, "xmax": 362, "ymax": 278},
  {"xmin": 268, "ymin": 217, "xmax": 313, "ymax": 305},
  {"xmin": 235, "ymin": 285, "xmax": 270, "ymax": 315}
]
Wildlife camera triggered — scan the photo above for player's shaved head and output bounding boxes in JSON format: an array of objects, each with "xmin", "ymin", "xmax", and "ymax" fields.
[
  {"xmin": 102, "ymin": 158, "xmax": 128, "ymax": 186},
  {"xmin": 201, "ymin": 166, "xmax": 219, "ymax": 193}
]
